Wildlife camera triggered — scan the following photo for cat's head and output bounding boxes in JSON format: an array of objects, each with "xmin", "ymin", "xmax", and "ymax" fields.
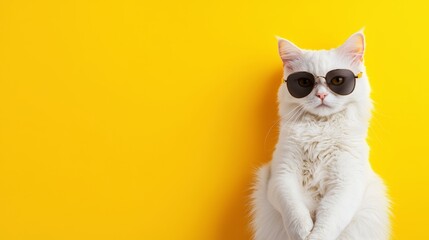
[{"xmin": 277, "ymin": 31, "xmax": 372, "ymax": 119}]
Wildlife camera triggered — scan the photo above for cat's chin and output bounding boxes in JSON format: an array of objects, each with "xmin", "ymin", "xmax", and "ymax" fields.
[{"xmin": 305, "ymin": 105, "xmax": 343, "ymax": 118}]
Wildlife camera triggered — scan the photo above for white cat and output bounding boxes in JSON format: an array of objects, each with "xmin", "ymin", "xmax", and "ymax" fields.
[{"xmin": 251, "ymin": 31, "xmax": 391, "ymax": 240}]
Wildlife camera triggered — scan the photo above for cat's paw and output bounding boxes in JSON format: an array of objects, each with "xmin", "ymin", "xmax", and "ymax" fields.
[
  {"xmin": 289, "ymin": 217, "xmax": 313, "ymax": 240},
  {"xmin": 305, "ymin": 233, "xmax": 321, "ymax": 240},
  {"xmin": 305, "ymin": 229, "xmax": 328, "ymax": 240}
]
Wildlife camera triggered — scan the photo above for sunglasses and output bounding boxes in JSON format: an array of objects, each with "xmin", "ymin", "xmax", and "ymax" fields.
[{"xmin": 284, "ymin": 69, "xmax": 363, "ymax": 98}]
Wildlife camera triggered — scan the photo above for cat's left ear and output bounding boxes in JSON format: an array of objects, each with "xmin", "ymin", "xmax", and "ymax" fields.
[
  {"xmin": 337, "ymin": 30, "xmax": 365, "ymax": 64},
  {"xmin": 276, "ymin": 36, "xmax": 303, "ymax": 69}
]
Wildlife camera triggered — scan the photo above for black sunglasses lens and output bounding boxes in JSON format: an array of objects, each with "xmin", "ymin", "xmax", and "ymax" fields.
[
  {"xmin": 286, "ymin": 72, "xmax": 315, "ymax": 98},
  {"xmin": 325, "ymin": 69, "xmax": 356, "ymax": 95}
]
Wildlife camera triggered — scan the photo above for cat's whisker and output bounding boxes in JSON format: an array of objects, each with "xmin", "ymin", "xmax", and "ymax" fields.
[
  {"xmin": 284, "ymin": 105, "xmax": 305, "ymax": 127},
  {"xmin": 263, "ymin": 105, "xmax": 302, "ymax": 151},
  {"xmin": 282, "ymin": 105, "xmax": 304, "ymax": 125}
]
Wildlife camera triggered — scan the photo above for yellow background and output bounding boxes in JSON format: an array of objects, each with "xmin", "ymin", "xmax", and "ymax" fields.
[{"xmin": 0, "ymin": 0, "xmax": 427, "ymax": 239}]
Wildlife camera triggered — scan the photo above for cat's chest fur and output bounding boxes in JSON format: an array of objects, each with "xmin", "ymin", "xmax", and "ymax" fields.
[
  {"xmin": 283, "ymin": 112, "xmax": 362, "ymax": 216},
  {"xmin": 295, "ymin": 121, "xmax": 342, "ymax": 198}
]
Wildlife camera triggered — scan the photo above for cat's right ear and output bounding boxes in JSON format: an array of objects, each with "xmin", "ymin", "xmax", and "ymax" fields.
[{"xmin": 276, "ymin": 36, "xmax": 303, "ymax": 69}]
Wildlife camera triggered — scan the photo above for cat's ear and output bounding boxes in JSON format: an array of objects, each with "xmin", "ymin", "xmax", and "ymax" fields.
[
  {"xmin": 276, "ymin": 36, "xmax": 303, "ymax": 69},
  {"xmin": 337, "ymin": 30, "xmax": 365, "ymax": 64}
]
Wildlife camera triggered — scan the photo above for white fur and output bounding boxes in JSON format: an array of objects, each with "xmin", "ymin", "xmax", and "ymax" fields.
[{"xmin": 251, "ymin": 31, "xmax": 391, "ymax": 240}]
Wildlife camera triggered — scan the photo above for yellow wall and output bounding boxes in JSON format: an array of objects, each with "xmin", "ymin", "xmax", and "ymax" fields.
[{"xmin": 0, "ymin": 0, "xmax": 427, "ymax": 239}]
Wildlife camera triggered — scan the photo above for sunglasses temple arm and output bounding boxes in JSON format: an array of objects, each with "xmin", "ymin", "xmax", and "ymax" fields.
[{"xmin": 355, "ymin": 72, "xmax": 363, "ymax": 78}]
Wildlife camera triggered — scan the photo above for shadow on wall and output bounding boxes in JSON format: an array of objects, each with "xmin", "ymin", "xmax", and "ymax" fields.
[{"xmin": 216, "ymin": 68, "xmax": 283, "ymax": 240}]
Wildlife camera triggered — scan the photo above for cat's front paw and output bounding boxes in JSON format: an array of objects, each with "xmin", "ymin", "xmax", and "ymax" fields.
[
  {"xmin": 305, "ymin": 229, "xmax": 329, "ymax": 240},
  {"xmin": 305, "ymin": 233, "xmax": 322, "ymax": 240},
  {"xmin": 290, "ymin": 217, "xmax": 313, "ymax": 240}
]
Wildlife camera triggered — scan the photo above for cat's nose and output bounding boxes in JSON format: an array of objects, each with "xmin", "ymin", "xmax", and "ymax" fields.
[{"xmin": 316, "ymin": 92, "xmax": 328, "ymax": 100}]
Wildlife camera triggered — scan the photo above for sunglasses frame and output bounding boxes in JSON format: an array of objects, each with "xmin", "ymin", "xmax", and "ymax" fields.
[{"xmin": 283, "ymin": 69, "xmax": 363, "ymax": 98}]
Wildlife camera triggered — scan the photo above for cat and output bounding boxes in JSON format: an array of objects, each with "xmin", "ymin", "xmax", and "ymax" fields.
[{"xmin": 251, "ymin": 31, "xmax": 391, "ymax": 240}]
